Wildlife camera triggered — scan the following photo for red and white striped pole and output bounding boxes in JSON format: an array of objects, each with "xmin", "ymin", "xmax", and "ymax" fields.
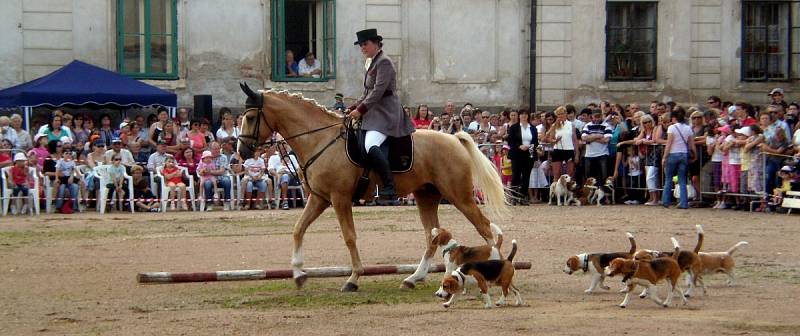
[{"xmin": 137, "ymin": 262, "xmax": 532, "ymax": 283}]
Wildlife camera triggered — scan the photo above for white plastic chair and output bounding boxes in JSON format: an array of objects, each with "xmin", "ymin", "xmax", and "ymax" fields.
[
  {"xmin": 196, "ymin": 170, "xmax": 234, "ymax": 211},
  {"xmin": 155, "ymin": 165, "xmax": 196, "ymax": 212},
  {"xmin": 40, "ymin": 171, "xmax": 57, "ymax": 214},
  {"xmin": 94, "ymin": 165, "xmax": 134, "ymax": 213},
  {"xmin": 2, "ymin": 166, "xmax": 40, "ymax": 216}
]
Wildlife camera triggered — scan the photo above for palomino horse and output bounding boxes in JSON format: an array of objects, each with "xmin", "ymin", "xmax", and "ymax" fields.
[{"xmin": 237, "ymin": 83, "xmax": 507, "ymax": 292}]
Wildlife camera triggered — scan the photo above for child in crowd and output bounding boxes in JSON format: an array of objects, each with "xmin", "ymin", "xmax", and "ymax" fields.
[
  {"xmin": 772, "ymin": 166, "xmax": 797, "ymax": 206},
  {"xmin": 528, "ymin": 144, "xmax": 548, "ymax": 204},
  {"xmin": 162, "ymin": 157, "xmax": 188, "ymax": 211},
  {"xmin": 707, "ymin": 125, "xmax": 724, "ymax": 207},
  {"xmin": 131, "ymin": 165, "xmax": 160, "ymax": 212},
  {"xmin": 107, "ymin": 155, "xmax": 127, "ymax": 211},
  {"xmin": 500, "ymin": 145, "xmax": 512, "ymax": 186},
  {"xmin": 721, "ymin": 126, "xmax": 745, "ymax": 209},
  {"xmin": 624, "ymin": 146, "xmax": 642, "ymax": 204},
  {"xmin": 242, "ymin": 146, "xmax": 268, "ymax": 210},
  {"xmin": 197, "ymin": 150, "xmax": 218, "ymax": 210},
  {"xmin": 55, "ymin": 150, "xmax": 79, "ymax": 213},
  {"xmin": 8, "ymin": 153, "xmax": 32, "ymax": 215}
]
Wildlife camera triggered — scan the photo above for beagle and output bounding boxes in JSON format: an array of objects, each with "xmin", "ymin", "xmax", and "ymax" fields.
[
  {"xmin": 605, "ymin": 237, "xmax": 688, "ymax": 308},
  {"xmin": 563, "ymin": 232, "xmax": 637, "ymax": 293},
  {"xmin": 567, "ymin": 180, "xmax": 590, "ymax": 206},
  {"xmin": 695, "ymin": 237, "xmax": 748, "ymax": 295},
  {"xmin": 633, "ymin": 225, "xmax": 704, "ymax": 297},
  {"xmin": 441, "ymin": 240, "xmax": 521, "ymax": 309},
  {"xmin": 432, "ymin": 223, "xmax": 504, "ymax": 299},
  {"xmin": 549, "ymin": 174, "xmax": 572, "ymax": 206}
]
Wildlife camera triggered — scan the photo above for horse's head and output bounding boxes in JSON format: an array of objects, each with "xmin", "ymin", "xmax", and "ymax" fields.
[{"xmin": 237, "ymin": 82, "xmax": 270, "ymax": 160}]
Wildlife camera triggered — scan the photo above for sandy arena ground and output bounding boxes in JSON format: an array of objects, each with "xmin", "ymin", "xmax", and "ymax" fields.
[{"xmin": 1, "ymin": 204, "xmax": 799, "ymax": 335}]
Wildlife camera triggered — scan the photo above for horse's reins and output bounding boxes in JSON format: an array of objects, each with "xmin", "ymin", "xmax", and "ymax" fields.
[{"xmin": 238, "ymin": 106, "xmax": 345, "ymax": 201}]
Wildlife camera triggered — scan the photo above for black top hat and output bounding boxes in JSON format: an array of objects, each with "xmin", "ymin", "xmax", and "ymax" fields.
[{"xmin": 354, "ymin": 29, "xmax": 383, "ymax": 46}]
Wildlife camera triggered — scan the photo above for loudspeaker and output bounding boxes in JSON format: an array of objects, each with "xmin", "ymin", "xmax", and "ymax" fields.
[{"xmin": 193, "ymin": 95, "xmax": 215, "ymax": 129}]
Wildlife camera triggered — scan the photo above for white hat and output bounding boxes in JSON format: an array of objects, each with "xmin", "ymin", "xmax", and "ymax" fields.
[
  {"xmin": 119, "ymin": 121, "xmax": 129, "ymax": 129},
  {"xmin": 201, "ymin": 150, "xmax": 212, "ymax": 159},
  {"xmin": 13, "ymin": 153, "xmax": 27, "ymax": 162},
  {"xmin": 734, "ymin": 126, "xmax": 752, "ymax": 137},
  {"xmin": 59, "ymin": 136, "xmax": 72, "ymax": 144},
  {"xmin": 769, "ymin": 88, "xmax": 784, "ymax": 96},
  {"xmin": 781, "ymin": 165, "xmax": 795, "ymax": 172},
  {"xmin": 727, "ymin": 105, "xmax": 736, "ymax": 115}
]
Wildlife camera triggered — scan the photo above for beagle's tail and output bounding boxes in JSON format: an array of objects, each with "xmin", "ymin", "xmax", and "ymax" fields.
[
  {"xmin": 694, "ymin": 225, "xmax": 704, "ymax": 254},
  {"xmin": 626, "ymin": 232, "xmax": 637, "ymax": 254},
  {"xmin": 726, "ymin": 241, "xmax": 749, "ymax": 256},
  {"xmin": 506, "ymin": 240, "xmax": 518, "ymax": 262},
  {"xmin": 490, "ymin": 223, "xmax": 504, "ymax": 250},
  {"xmin": 671, "ymin": 237, "xmax": 681, "ymax": 259}
]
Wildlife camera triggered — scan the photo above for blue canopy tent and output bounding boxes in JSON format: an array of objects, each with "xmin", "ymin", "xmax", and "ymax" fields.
[{"xmin": 0, "ymin": 60, "xmax": 177, "ymax": 130}]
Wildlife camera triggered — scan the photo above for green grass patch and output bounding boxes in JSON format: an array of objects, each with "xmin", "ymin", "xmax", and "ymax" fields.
[{"xmin": 217, "ymin": 277, "xmax": 439, "ymax": 310}]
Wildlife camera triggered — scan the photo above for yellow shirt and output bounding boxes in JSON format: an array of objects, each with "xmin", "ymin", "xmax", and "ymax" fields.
[{"xmin": 501, "ymin": 156, "xmax": 512, "ymax": 176}]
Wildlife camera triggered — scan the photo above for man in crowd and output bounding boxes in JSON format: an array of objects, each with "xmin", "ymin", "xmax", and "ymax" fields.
[
  {"xmin": 105, "ymin": 138, "xmax": 136, "ymax": 171},
  {"xmin": 769, "ymin": 88, "xmax": 788, "ymax": 109},
  {"xmin": 176, "ymin": 108, "xmax": 191, "ymax": 133},
  {"xmin": 147, "ymin": 140, "xmax": 170, "ymax": 173},
  {"xmin": 581, "ymin": 110, "xmax": 612, "ymax": 182},
  {"xmin": 333, "ymin": 93, "xmax": 346, "ymax": 112},
  {"xmin": 707, "ymin": 95, "xmax": 722, "ymax": 110},
  {"xmin": 298, "ymin": 52, "xmax": 322, "ymax": 77}
]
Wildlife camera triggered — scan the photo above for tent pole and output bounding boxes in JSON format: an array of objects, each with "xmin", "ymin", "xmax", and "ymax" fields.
[{"xmin": 23, "ymin": 106, "xmax": 31, "ymax": 132}]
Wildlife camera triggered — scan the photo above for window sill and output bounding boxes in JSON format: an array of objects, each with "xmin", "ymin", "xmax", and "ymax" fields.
[
  {"xmin": 598, "ymin": 81, "xmax": 658, "ymax": 92},
  {"xmin": 266, "ymin": 79, "xmax": 336, "ymax": 92},
  {"xmin": 140, "ymin": 78, "xmax": 187, "ymax": 90}
]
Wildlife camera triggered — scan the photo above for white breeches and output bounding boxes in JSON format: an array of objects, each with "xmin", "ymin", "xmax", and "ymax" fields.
[{"xmin": 364, "ymin": 130, "xmax": 387, "ymax": 151}]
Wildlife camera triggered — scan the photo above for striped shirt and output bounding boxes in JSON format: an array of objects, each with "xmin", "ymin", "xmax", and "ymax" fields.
[{"xmin": 581, "ymin": 121, "xmax": 613, "ymax": 158}]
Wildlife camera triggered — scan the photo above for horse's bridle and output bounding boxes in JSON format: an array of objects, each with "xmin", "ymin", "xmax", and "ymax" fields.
[{"xmin": 238, "ymin": 106, "xmax": 345, "ymax": 201}]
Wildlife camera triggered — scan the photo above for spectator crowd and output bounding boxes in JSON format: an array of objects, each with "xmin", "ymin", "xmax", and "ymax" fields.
[{"xmin": 2, "ymin": 88, "xmax": 800, "ymax": 215}]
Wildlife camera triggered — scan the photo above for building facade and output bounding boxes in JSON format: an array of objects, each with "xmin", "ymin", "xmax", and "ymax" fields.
[{"xmin": 0, "ymin": 0, "xmax": 798, "ymax": 113}]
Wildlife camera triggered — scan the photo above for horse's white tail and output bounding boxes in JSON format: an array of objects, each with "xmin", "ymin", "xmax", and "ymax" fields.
[{"xmin": 454, "ymin": 132, "xmax": 509, "ymax": 220}]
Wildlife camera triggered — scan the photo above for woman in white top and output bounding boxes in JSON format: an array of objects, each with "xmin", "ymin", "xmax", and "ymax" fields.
[
  {"xmin": 215, "ymin": 108, "xmax": 240, "ymax": 141},
  {"xmin": 545, "ymin": 106, "xmax": 579, "ymax": 178},
  {"xmin": 661, "ymin": 106, "xmax": 696, "ymax": 209}
]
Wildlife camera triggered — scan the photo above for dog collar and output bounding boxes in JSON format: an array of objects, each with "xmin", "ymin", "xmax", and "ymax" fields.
[
  {"xmin": 454, "ymin": 269, "xmax": 466, "ymax": 287},
  {"xmin": 442, "ymin": 240, "xmax": 459, "ymax": 257},
  {"xmin": 581, "ymin": 253, "xmax": 589, "ymax": 273}
]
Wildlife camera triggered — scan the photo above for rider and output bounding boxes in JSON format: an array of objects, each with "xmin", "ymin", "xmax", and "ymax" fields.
[{"xmin": 347, "ymin": 29, "xmax": 415, "ymax": 205}]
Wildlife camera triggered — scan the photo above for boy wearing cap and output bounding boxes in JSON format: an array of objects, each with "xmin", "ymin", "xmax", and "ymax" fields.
[
  {"xmin": 333, "ymin": 93, "xmax": 346, "ymax": 112},
  {"xmin": 769, "ymin": 88, "xmax": 788, "ymax": 109},
  {"xmin": 104, "ymin": 138, "xmax": 135, "ymax": 170},
  {"xmin": 9, "ymin": 153, "xmax": 31, "ymax": 215}
]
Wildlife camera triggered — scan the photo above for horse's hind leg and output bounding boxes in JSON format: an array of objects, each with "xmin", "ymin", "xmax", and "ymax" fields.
[
  {"xmin": 449, "ymin": 190, "xmax": 495, "ymax": 246},
  {"xmin": 402, "ymin": 189, "xmax": 442, "ymax": 289},
  {"xmin": 292, "ymin": 194, "xmax": 330, "ymax": 289},
  {"xmin": 332, "ymin": 197, "xmax": 363, "ymax": 292}
]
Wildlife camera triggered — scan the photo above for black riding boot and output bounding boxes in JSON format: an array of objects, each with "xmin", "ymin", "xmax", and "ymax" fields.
[{"xmin": 367, "ymin": 146, "xmax": 400, "ymax": 206}]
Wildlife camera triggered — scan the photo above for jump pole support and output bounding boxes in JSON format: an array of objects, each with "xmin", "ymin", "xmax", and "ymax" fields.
[{"xmin": 137, "ymin": 261, "xmax": 532, "ymax": 284}]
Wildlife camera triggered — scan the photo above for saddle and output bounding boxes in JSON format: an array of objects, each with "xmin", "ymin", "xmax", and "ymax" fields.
[{"xmin": 345, "ymin": 127, "xmax": 413, "ymax": 173}]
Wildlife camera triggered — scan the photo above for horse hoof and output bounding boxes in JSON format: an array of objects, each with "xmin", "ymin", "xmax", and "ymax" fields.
[
  {"xmin": 341, "ymin": 282, "xmax": 359, "ymax": 292},
  {"xmin": 400, "ymin": 280, "xmax": 416, "ymax": 289},
  {"xmin": 294, "ymin": 274, "xmax": 308, "ymax": 289}
]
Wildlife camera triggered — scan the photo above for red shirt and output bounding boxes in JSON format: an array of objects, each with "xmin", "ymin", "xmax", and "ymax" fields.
[
  {"xmin": 413, "ymin": 118, "xmax": 431, "ymax": 129},
  {"xmin": 11, "ymin": 165, "xmax": 28, "ymax": 185},
  {"xmin": 741, "ymin": 117, "xmax": 757, "ymax": 127}
]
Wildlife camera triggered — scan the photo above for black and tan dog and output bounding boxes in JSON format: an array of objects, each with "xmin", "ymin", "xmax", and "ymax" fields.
[
  {"xmin": 563, "ymin": 232, "xmax": 637, "ymax": 293},
  {"xmin": 441, "ymin": 240, "xmax": 521, "ymax": 309},
  {"xmin": 605, "ymin": 237, "xmax": 688, "ymax": 308},
  {"xmin": 432, "ymin": 223, "xmax": 503, "ymax": 299}
]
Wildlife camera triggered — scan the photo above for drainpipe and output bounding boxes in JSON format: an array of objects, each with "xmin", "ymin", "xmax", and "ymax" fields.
[{"xmin": 529, "ymin": 0, "xmax": 537, "ymax": 110}]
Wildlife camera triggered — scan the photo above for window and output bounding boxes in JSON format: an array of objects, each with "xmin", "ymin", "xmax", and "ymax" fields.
[
  {"xmin": 272, "ymin": 0, "xmax": 336, "ymax": 82},
  {"xmin": 116, "ymin": 0, "xmax": 178, "ymax": 79},
  {"xmin": 742, "ymin": 1, "xmax": 791, "ymax": 81},
  {"xmin": 605, "ymin": 2, "xmax": 657, "ymax": 81}
]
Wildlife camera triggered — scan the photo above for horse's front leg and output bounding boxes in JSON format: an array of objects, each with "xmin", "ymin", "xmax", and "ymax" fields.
[
  {"xmin": 403, "ymin": 190, "xmax": 442, "ymax": 289},
  {"xmin": 333, "ymin": 199, "xmax": 363, "ymax": 292},
  {"xmin": 292, "ymin": 195, "xmax": 330, "ymax": 288}
]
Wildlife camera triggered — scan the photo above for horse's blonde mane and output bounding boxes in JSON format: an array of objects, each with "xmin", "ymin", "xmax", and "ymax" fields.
[{"xmin": 260, "ymin": 89, "xmax": 344, "ymax": 119}]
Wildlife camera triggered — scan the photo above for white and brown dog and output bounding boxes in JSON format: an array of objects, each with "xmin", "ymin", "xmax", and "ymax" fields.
[
  {"xmin": 549, "ymin": 174, "xmax": 572, "ymax": 206},
  {"xmin": 432, "ymin": 223, "xmax": 504, "ymax": 299},
  {"xmin": 693, "ymin": 229, "xmax": 748, "ymax": 295},
  {"xmin": 441, "ymin": 240, "xmax": 521, "ymax": 309},
  {"xmin": 563, "ymin": 232, "xmax": 637, "ymax": 293},
  {"xmin": 605, "ymin": 237, "xmax": 688, "ymax": 308},
  {"xmin": 633, "ymin": 225, "xmax": 704, "ymax": 297}
]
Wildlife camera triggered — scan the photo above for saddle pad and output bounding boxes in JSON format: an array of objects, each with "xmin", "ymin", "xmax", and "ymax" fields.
[{"xmin": 346, "ymin": 128, "xmax": 413, "ymax": 173}]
